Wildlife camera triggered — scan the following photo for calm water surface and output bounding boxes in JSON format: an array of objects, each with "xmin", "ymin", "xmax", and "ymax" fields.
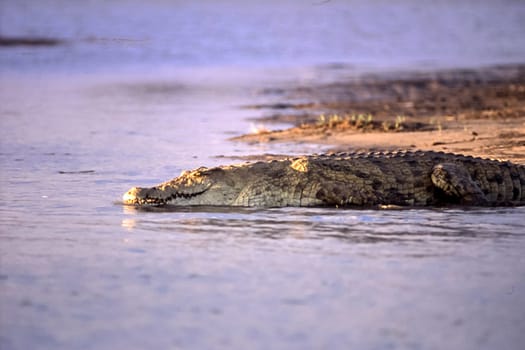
[{"xmin": 1, "ymin": 1, "xmax": 525, "ymax": 349}]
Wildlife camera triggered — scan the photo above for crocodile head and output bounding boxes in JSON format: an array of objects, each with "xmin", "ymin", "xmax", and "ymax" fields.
[{"xmin": 122, "ymin": 167, "xmax": 242, "ymax": 206}]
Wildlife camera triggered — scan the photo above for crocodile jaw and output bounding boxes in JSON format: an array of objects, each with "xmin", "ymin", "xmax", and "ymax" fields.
[{"xmin": 122, "ymin": 185, "xmax": 212, "ymax": 206}]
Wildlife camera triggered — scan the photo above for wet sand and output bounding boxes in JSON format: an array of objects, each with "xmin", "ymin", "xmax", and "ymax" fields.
[{"xmin": 232, "ymin": 64, "xmax": 525, "ymax": 164}]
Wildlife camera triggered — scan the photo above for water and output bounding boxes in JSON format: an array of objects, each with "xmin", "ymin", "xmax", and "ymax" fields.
[
  {"xmin": 1, "ymin": 1, "xmax": 525, "ymax": 349},
  {"xmin": 2, "ymin": 0, "xmax": 525, "ymax": 74}
]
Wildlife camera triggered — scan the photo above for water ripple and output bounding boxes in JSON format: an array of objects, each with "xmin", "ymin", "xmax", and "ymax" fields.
[{"xmin": 121, "ymin": 206, "xmax": 525, "ymax": 244}]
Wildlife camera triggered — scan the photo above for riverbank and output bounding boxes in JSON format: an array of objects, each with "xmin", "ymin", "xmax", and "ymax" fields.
[{"xmin": 232, "ymin": 64, "xmax": 525, "ymax": 164}]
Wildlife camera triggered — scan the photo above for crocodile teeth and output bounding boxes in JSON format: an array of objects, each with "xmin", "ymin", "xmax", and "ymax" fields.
[{"xmin": 169, "ymin": 189, "xmax": 208, "ymax": 201}]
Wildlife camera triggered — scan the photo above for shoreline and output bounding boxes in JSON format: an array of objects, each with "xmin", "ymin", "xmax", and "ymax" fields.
[{"xmin": 232, "ymin": 64, "xmax": 525, "ymax": 164}]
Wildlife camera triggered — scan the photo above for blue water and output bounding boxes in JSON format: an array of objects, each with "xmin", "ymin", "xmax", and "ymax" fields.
[{"xmin": 1, "ymin": 1, "xmax": 525, "ymax": 349}]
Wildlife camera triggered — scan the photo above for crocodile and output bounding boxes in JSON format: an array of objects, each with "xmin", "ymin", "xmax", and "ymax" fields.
[{"xmin": 122, "ymin": 151, "xmax": 525, "ymax": 208}]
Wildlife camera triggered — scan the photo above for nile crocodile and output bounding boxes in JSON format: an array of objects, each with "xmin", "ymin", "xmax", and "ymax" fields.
[{"xmin": 123, "ymin": 151, "xmax": 525, "ymax": 207}]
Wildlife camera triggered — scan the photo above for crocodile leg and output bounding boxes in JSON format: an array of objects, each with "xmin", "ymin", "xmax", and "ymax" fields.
[{"xmin": 431, "ymin": 163, "xmax": 488, "ymax": 205}]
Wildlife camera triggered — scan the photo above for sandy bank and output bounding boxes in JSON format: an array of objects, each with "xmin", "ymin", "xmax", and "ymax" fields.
[{"xmin": 232, "ymin": 64, "xmax": 525, "ymax": 164}]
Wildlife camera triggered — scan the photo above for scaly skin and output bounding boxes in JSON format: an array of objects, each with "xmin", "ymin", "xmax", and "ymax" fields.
[{"xmin": 123, "ymin": 151, "xmax": 525, "ymax": 207}]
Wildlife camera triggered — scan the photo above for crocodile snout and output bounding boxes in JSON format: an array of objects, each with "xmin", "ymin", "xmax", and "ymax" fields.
[
  {"xmin": 122, "ymin": 187, "xmax": 142, "ymax": 205},
  {"xmin": 122, "ymin": 186, "xmax": 168, "ymax": 205}
]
